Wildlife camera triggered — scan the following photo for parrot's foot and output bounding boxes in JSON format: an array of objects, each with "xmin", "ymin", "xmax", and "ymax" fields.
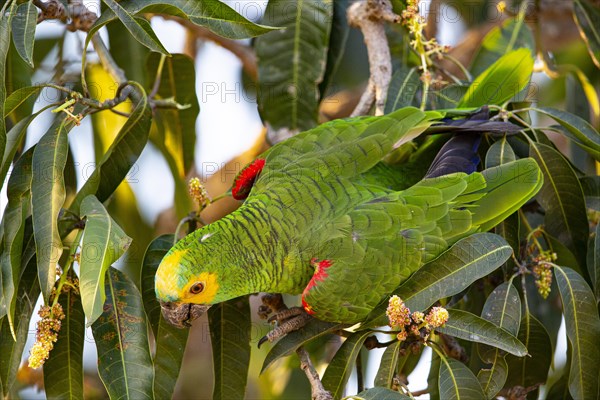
[
  {"xmin": 258, "ymin": 294, "xmax": 312, "ymax": 347},
  {"xmin": 257, "ymin": 293, "xmax": 286, "ymax": 319},
  {"xmin": 258, "ymin": 308, "xmax": 312, "ymax": 347}
]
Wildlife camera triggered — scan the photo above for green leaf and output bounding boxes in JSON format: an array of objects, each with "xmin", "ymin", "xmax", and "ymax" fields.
[
  {"xmin": 470, "ymin": 13, "xmax": 533, "ymax": 77},
  {"xmin": 0, "ymin": 1, "xmax": 17, "ymax": 173},
  {"xmin": 43, "ymin": 281, "xmax": 85, "ymax": 400},
  {"xmin": 0, "ymin": 148, "xmax": 33, "ymax": 335},
  {"xmin": 546, "ymin": 370, "xmax": 574, "ymax": 400},
  {"xmin": 141, "ymin": 234, "xmax": 173, "ymax": 337},
  {"xmin": 146, "ymin": 53, "xmax": 199, "ymax": 183},
  {"xmin": 459, "ymin": 48, "xmax": 533, "ymax": 108},
  {"xmin": 319, "ymin": 0, "xmax": 349, "ymax": 97},
  {"xmin": 208, "ymin": 297, "xmax": 251, "ymax": 400},
  {"xmin": 69, "ymin": 84, "xmax": 151, "ymax": 213},
  {"xmin": 477, "ymin": 357, "xmax": 508, "ymax": 400},
  {"xmin": 256, "ymin": 0, "xmax": 333, "ymax": 136},
  {"xmin": 322, "ymin": 330, "xmax": 372, "ymax": 399},
  {"xmin": 140, "ymin": 234, "xmax": 189, "ymax": 399},
  {"xmin": 484, "ymin": 136, "xmax": 515, "ymax": 169},
  {"xmin": 385, "ymin": 66, "xmax": 421, "ymax": 113},
  {"xmin": 80, "ymin": 195, "xmax": 132, "ymax": 326},
  {"xmin": 11, "ymin": 1, "xmax": 37, "ymax": 67},
  {"xmin": 374, "ymin": 341, "xmax": 402, "ymax": 388},
  {"xmin": 573, "ymin": 0, "xmax": 600, "ymax": 68},
  {"xmin": 554, "ymin": 266, "xmax": 600, "ymax": 399},
  {"xmin": 95, "ymin": 0, "xmax": 277, "ymax": 39},
  {"xmin": 354, "ymin": 387, "xmax": 411, "ymax": 399},
  {"xmin": 3, "ymin": 85, "xmax": 44, "ymax": 117},
  {"xmin": 262, "ymin": 319, "xmax": 344, "ymax": 373},
  {"xmin": 580, "ymin": 176, "xmax": 600, "ymax": 210},
  {"xmin": 588, "ymin": 224, "xmax": 599, "ymax": 301},
  {"xmin": 0, "ymin": 107, "xmax": 49, "ymax": 189},
  {"xmin": 481, "ymin": 282, "xmax": 521, "ymax": 337},
  {"xmin": 529, "ymin": 142, "xmax": 589, "ymax": 269},
  {"xmin": 436, "ymin": 309, "xmax": 527, "ymax": 356},
  {"xmin": 31, "ymin": 118, "xmax": 71, "ymax": 301},
  {"xmin": 91, "ymin": 267, "xmax": 154, "ymax": 400},
  {"xmin": 476, "ymin": 282, "xmax": 521, "ymax": 398},
  {"xmin": 438, "ymin": 357, "xmax": 485, "ymax": 400},
  {"xmin": 101, "ymin": 0, "xmax": 168, "ymax": 55},
  {"xmin": 505, "ymin": 313, "xmax": 552, "ymax": 390},
  {"xmin": 107, "ymin": 17, "xmax": 150, "ymax": 83},
  {"xmin": 534, "ymin": 107, "xmax": 600, "ymax": 160},
  {"xmin": 361, "ymin": 233, "xmax": 512, "ymax": 329},
  {"xmin": 428, "ymin": 350, "xmax": 441, "ymax": 400},
  {"xmin": 0, "ymin": 253, "xmax": 39, "ymax": 398}
]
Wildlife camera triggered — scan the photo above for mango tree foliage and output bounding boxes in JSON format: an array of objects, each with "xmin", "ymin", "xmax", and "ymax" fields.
[{"xmin": 0, "ymin": 1, "xmax": 598, "ymax": 399}]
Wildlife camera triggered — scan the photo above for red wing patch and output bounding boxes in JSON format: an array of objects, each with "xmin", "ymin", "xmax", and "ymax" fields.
[
  {"xmin": 301, "ymin": 258, "xmax": 334, "ymax": 315},
  {"xmin": 232, "ymin": 158, "xmax": 265, "ymax": 200}
]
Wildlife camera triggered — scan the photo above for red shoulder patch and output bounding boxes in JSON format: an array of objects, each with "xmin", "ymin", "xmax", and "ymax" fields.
[
  {"xmin": 232, "ymin": 158, "xmax": 265, "ymax": 200},
  {"xmin": 301, "ymin": 259, "xmax": 334, "ymax": 315}
]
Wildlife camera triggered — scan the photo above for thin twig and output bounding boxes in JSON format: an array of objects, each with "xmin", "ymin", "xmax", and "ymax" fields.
[
  {"xmin": 347, "ymin": 0, "xmax": 400, "ymax": 116},
  {"xmin": 158, "ymin": 14, "xmax": 258, "ymax": 80},
  {"xmin": 296, "ymin": 347, "xmax": 333, "ymax": 400}
]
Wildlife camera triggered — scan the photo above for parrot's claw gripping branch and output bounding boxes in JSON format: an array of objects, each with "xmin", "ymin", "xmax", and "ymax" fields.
[{"xmin": 258, "ymin": 294, "xmax": 312, "ymax": 348}]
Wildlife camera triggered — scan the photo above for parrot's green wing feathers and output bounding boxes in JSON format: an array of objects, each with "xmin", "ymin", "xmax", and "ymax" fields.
[{"xmin": 302, "ymin": 158, "xmax": 542, "ymax": 323}]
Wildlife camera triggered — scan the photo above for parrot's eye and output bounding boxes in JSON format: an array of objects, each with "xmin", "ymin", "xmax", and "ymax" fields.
[{"xmin": 190, "ymin": 282, "xmax": 204, "ymax": 294}]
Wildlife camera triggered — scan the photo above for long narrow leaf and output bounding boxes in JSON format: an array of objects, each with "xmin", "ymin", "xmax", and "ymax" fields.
[
  {"xmin": 436, "ymin": 309, "xmax": 527, "ymax": 356},
  {"xmin": 554, "ymin": 266, "xmax": 600, "ymax": 399},
  {"xmin": 43, "ymin": 281, "xmax": 85, "ymax": 399},
  {"xmin": 11, "ymin": 1, "xmax": 37, "ymax": 67},
  {"xmin": 31, "ymin": 118, "xmax": 71, "ymax": 301},
  {"xmin": 321, "ymin": 330, "xmax": 371, "ymax": 398},
  {"xmin": 208, "ymin": 297, "xmax": 252, "ymax": 400},
  {"xmin": 80, "ymin": 195, "xmax": 132, "ymax": 326},
  {"xmin": 141, "ymin": 235, "xmax": 189, "ymax": 399},
  {"xmin": 256, "ymin": 0, "xmax": 333, "ymax": 137},
  {"xmin": 91, "ymin": 268, "xmax": 154, "ymax": 399}
]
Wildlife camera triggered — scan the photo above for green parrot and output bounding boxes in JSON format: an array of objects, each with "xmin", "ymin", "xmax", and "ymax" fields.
[{"xmin": 155, "ymin": 107, "xmax": 542, "ymax": 335}]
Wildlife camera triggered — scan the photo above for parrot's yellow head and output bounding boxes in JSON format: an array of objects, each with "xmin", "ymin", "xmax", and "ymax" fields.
[{"xmin": 155, "ymin": 230, "xmax": 228, "ymax": 328}]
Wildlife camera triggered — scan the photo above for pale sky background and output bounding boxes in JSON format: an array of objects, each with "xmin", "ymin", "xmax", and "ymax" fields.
[{"xmin": 7, "ymin": 1, "xmax": 564, "ymax": 398}]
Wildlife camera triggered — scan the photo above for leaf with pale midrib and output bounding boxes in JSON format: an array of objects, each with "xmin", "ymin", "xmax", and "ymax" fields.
[
  {"xmin": 141, "ymin": 234, "xmax": 190, "ymax": 399},
  {"xmin": 529, "ymin": 142, "xmax": 589, "ymax": 270},
  {"xmin": 555, "ymin": 266, "xmax": 600, "ymax": 399},
  {"xmin": 11, "ymin": 1, "xmax": 37, "ymax": 67},
  {"xmin": 79, "ymin": 195, "xmax": 132, "ymax": 326},
  {"xmin": 321, "ymin": 330, "xmax": 371, "ymax": 399},
  {"xmin": 438, "ymin": 357, "xmax": 485, "ymax": 400},
  {"xmin": 31, "ymin": 118, "xmax": 71, "ymax": 301},
  {"xmin": 208, "ymin": 297, "xmax": 252, "ymax": 400},
  {"xmin": 573, "ymin": 0, "xmax": 600, "ymax": 68},
  {"xmin": 43, "ymin": 281, "xmax": 85, "ymax": 400},
  {"xmin": 436, "ymin": 309, "xmax": 527, "ymax": 356},
  {"xmin": 94, "ymin": 0, "xmax": 278, "ymax": 39},
  {"xmin": 256, "ymin": 0, "xmax": 333, "ymax": 135},
  {"xmin": 92, "ymin": 268, "xmax": 154, "ymax": 400}
]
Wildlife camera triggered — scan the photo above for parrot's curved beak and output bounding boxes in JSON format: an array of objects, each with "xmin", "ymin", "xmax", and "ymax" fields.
[{"xmin": 159, "ymin": 301, "xmax": 210, "ymax": 329}]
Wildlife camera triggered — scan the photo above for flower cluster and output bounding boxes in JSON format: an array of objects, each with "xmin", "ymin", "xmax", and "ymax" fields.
[
  {"xmin": 386, "ymin": 295, "xmax": 449, "ymax": 343},
  {"xmin": 28, "ymin": 304, "xmax": 65, "ymax": 369},
  {"xmin": 400, "ymin": 0, "xmax": 449, "ymax": 87},
  {"xmin": 532, "ymin": 252, "xmax": 556, "ymax": 299},
  {"xmin": 188, "ymin": 177, "xmax": 210, "ymax": 211}
]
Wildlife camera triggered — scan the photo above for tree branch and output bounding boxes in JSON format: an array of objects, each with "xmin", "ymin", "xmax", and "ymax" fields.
[
  {"xmin": 296, "ymin": 347, "xmax": 333, "ymax": 400},
  {"xmin": 347, "ymin": 0, "xmax": 400, "ymax": 116}
]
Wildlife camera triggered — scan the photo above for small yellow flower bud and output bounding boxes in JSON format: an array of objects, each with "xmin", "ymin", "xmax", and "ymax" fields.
[
  {"xmin": 425, "ymin": 306, "xmax": 449, "ymax": 328},
  {"xmin": 188, "ymin": 177, "xmax": 211, "ymax": 211},
  {"xmin": 386, "ymin": 296, "xmax": 412, "ymax": 328}
]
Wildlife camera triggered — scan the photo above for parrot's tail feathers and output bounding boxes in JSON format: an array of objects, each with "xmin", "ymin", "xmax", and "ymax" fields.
[
  {"xmin": 425, "ymin": 134, "xmax": 482, "ymax": 178},
  {"xmin": 468, "ymin": 158, "xmax": 542, "ymax": 232}
]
